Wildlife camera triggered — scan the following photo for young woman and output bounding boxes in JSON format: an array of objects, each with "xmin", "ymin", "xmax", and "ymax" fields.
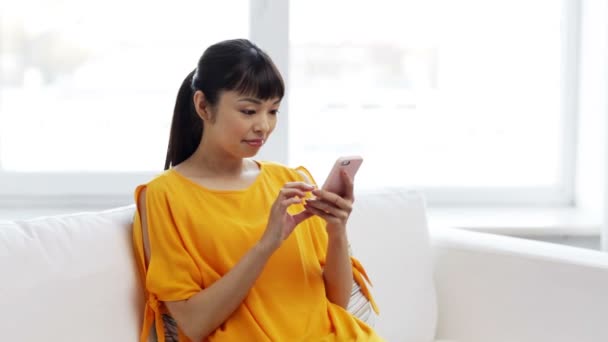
[{"xmin": 132, "ymin": 39, "xmax": 381, "ymax": 342}]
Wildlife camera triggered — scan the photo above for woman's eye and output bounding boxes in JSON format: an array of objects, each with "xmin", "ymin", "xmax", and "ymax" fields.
[
  {"xmin": 241, "ymin": 110, "xmax": 256, "ymax": 115},
  {"xmin": 270, "ymin": 110, "xmax": 279, "ymax": 115}
]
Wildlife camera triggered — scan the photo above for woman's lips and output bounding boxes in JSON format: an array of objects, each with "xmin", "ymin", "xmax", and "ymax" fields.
[{"xmin": 244, "ymin": 139, "xmax": 264, "ymax": 147}]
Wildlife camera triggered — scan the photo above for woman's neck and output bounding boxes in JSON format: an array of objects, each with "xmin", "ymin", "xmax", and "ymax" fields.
[{"xmin": 182, "ymin": 143, "xmax": 252, "ymax": 179}]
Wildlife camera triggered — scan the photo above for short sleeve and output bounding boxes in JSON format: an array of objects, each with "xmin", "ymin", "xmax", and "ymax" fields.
[
  {"xmin": 294, "ymin": 165, "xmax": 319, "ymax": 187},
  {"xmin": 140, "ymin": 183, "xmax": 202, "ymax": 302}
]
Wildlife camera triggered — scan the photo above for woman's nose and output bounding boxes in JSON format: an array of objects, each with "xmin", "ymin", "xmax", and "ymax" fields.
[{"xmin": 254, "ymin": 113, "xmax": 271, "ymax": 133}]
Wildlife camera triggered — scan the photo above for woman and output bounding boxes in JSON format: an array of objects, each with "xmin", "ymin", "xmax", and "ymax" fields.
[{"xmin": 132, "ymin": 39, "xmax": 381, "ymax": 341}]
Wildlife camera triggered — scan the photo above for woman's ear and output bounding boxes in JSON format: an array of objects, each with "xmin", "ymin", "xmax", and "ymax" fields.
[{"xmin": 193, "ymin": 90, "xmax": 212, "ymax": 122}]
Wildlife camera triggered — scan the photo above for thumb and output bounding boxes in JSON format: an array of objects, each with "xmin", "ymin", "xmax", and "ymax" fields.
[{"xmin": 292, "ymin": 209, "xmax": 313, "ymax": 225}]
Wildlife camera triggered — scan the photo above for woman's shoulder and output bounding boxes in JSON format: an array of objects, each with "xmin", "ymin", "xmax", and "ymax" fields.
[{"xmin": 135, "ymin": 169, "xmax": 177, "ymax": 195}]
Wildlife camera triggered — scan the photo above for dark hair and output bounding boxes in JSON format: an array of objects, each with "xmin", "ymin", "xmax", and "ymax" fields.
[{"xmin": 164, "ymin": 39, "xmax": 285, "ymax": 170}]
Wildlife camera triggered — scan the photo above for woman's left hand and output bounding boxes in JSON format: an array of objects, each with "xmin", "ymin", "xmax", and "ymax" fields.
[{"xmin": 303, "ymin": 170, "xmax": 354, "ymax": 236}]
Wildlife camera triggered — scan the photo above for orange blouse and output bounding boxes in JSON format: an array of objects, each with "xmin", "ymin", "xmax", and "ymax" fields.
[{"xmin": 132, "ymin": 161, "xmax": 382, "ymax": 341}]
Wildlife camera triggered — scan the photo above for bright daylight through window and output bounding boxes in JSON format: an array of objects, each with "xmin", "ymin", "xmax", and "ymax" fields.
[{"xmin": 0, "ymin": 0, "xmax": 569, "ymax": 206}]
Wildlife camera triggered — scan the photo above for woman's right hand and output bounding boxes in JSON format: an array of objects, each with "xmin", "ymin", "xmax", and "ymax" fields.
[{"xmin": 259, "ymin": 182, "xmax": 315, "ymax": 252}]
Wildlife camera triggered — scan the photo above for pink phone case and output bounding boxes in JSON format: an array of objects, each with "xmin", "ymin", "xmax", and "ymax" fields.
[{"xmin": 321, "ymin": 156, "xmax": 363, "ymax": 196}]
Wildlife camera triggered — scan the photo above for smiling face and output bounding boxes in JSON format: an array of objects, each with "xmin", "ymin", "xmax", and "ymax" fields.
[{"xmin": 194, "ymin": 90, "xmax": 281, "ymax": 159}]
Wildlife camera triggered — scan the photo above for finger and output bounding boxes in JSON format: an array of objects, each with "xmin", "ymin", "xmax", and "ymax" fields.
[
  {"xmin": 340, "ymin": 170, "xmax": 355, "ymax": 200},
  {"xmin": 305, "ymin": 198, "xmax": 335, "ymax": 214},
  {"xmin": 305, "ymin": 199, "xmax": 347, "ymax": 219},
  {"xmin": 282, "ymin": 181, "xmax": 316, "ymax": 191},
  {"xmin": 281, "ymin": 196, "xmax": 304, "ymax": 208},
  {"xmin": 311, "ymin": 189, "xmax": 348, "ymax": 210},
  {"xmin": 304, "ymin": 205, "xmax": 338, "ymax": 222},
  {"xmin": 279, "ymin": 188, "xmax": 308, "ymax": 199},
  {"xmin": 292, "ymin": 210, "xmax": 314, "ymax": 225}
]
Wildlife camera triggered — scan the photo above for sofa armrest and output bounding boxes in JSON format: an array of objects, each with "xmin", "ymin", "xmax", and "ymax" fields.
[{"xmin": 430, "ymin": 227, "xmax": 608, "ymax": 342}]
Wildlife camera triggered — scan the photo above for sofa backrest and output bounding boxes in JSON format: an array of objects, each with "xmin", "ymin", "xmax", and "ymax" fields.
[
  {"xmin": 349, "ymin": 189, "xmax": 437, "ymax": 342},
  {"xmin": 0, "ymin": 190, "xmax": 437, "ymax": 342},
  {"xmin": 0, "ymin": 206, "xmax": 143, "ymax": 341}
]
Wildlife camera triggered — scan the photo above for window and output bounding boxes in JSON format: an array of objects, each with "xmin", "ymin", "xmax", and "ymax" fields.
[
  {"xmin": 0, "ymin": 0, "xmax": 249, "ymax": 205},
  {"xmin": 288, "ymin": 0, "xmax": 577, "ymax": 205},
  {"xmin": 0, "ymin": 0, "xmax": 580, "ymax": 208}
]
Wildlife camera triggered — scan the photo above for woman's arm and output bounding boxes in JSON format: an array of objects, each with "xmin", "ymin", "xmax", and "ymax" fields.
[
  {"xmin": 303, "ymin": 169, "xmax": 356, "ymax": 309},
  {"xmin": 139, "ymin": 189, "xmax": 274, "ymax": 341},
  {"xmin": 322, "ymin": 231, "xmax": 353, "ymax": 308},
  {"xmin": 164, "ymin": 244, "xmax": 273, "ymax": 341}
]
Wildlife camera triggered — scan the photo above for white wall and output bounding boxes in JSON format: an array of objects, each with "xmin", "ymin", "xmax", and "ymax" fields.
[{"xmin": 576, "ymin": 1, "xmax": 607, "ymax": 216}]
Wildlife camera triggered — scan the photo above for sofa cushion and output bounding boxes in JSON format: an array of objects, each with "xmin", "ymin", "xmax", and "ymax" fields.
[
  {"xmin": 0, "ymin": 206, "xmax": 143, "ymax": 341},
  {"xmin": 348, "ymin": 189, "xmax": 437, "ymax": 342}
]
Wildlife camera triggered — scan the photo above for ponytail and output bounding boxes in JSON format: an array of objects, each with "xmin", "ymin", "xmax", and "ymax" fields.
[{"xmin": 164, "ymin": 69, "xmax": 203, "ymax": 170}]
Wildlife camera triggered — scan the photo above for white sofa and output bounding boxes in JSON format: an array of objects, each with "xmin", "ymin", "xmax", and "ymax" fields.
[{"xmin": 1, "ymin": 189, "xmax": 608, "ymax": 341}]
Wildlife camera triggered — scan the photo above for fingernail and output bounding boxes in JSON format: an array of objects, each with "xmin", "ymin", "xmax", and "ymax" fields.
[{"xmin": 312, "ymin": 189, "xmax": 320, "ymax": 195}]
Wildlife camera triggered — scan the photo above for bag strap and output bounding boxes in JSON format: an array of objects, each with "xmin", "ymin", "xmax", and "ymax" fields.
[{"xmin": 138, "ymin": 188, "xmax": 152, "ymax": 268}]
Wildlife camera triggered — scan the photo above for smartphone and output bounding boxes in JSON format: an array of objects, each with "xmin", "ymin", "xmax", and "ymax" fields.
[{"xmin": 321, "ymin": 156, "xmax": 364, "ymax": 196}]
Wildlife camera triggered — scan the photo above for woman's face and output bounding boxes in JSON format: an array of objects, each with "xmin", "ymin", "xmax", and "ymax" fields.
[{"xmin": 203, "ymin": 90, "xmax": 281, "ymax": 158}]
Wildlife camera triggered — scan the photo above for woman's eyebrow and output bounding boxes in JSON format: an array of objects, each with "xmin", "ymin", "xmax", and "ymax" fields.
[{"xmin": 238, "ymin": 98, "xmax": 281, "ymax": 105}]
